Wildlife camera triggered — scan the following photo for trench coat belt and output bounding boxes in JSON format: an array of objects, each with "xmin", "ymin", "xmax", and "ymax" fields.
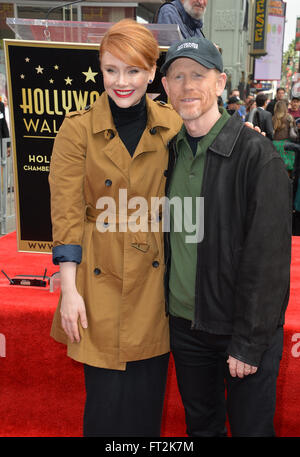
[{"xmin": 85, "ymin": 205, "xmax": 163, "ymax": 255}]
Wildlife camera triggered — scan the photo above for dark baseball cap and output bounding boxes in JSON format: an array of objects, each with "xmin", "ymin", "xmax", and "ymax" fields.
[
  {"xmin": 160, "ymin": 36, "xmax": 223, "ymax": 74},
  {"xmin": 227, "ymin": 96, "xmax": 241, "ymax": 104}
]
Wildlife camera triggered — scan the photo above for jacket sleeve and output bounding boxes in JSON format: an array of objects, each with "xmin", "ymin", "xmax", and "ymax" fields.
[
  {"xmin": 265, "ymin": 112, "xmax": 274, "ymax": 140},
  {"xmin": 227, "ymin": 153, "xmax": 292, "ymax": 367},
  {"xmin": 48, "ymin": 115, "xmax": 86, "ymax": 265},
  {"xmin": 157, "ymin": 4, "xmax": 180, "ymax": 24}
]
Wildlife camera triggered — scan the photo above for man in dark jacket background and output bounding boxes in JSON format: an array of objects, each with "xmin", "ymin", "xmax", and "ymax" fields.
[
  {"xmin": 161, "ymin": 37, "xmax": 291, "ymax": 437},
  {"xmin": 266, "ymin": 87, "xmax": 286, "ymax": 116},
  {"xmin": 156, "ymin": 0, "xmax": 206, "ymax": 39},
  {"xmin": 249, "ymin": 92, "xmax": 274, "ymax": 140}
]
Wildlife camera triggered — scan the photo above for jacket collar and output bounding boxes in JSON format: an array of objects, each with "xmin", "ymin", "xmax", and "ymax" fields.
[
  {"xmin": 209, "ymin": 111, "xmax": 244, "ymax": 157},
  {"xmin": 169, "ymin": 111, "xmax": 244, "ymax": 158},
  {"xmin": 92, "ymin": 91, "xmax": 174, "ymax": 134}
]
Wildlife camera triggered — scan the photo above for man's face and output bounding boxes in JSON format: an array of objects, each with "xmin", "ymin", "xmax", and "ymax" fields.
[
  {"xmin": 227, "ymin": 103, "xmax": 239, "ymax": 111},
  {"xmin": 182, "ymin": 0, "xmax": 207, "ymax": 20},
  {"xmin": 277, "ymin": 89, "xmax": 285, "ymax": 100},
  {"xmin": 291, "ymin": 99, "xmax": 300, "ymax": 111},
  {"xmin": 162, "ymin": 58, "xmax": 226, "ymax": 122},
  {"xmin": 231, "ymin": 90, "xmax": 240, "ymax": 98}
]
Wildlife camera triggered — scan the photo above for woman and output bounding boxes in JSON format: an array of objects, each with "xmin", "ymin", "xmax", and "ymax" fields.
[
  {"xmin": 49, "ymin": 19, "xmax": 182, "ymax": 437},
  {"xmin": 273, "ymin": 99, "xmax": 298, "ymax": 173}
]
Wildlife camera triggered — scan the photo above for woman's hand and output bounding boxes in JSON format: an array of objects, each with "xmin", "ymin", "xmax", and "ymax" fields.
[
  {"xmin": 59, "ymin": 261, "xmax": 88, "ymax": 343},
  {"xmin": 60, "ymin": 289, "xmax": 88, "ymax": 343}
]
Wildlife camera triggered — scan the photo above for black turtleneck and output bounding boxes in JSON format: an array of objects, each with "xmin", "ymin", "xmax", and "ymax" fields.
[{"xmin": 108, "ymin": 95, "xmax": 147, "ymax": 157}]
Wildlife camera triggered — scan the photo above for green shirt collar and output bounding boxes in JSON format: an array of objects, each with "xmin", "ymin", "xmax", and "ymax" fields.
[{"xmin": 176, "ymin": 107, "xmax": 231, "ymax": 155}]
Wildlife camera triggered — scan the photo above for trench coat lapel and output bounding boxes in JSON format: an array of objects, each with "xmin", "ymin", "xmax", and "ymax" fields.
[
  {"xmin": 91, "ymin": 92, "xmax": 131, "ymax": 174},
  {"xmin": 91, "ymin": 92, "xmax": 174, "ymax": 166}
]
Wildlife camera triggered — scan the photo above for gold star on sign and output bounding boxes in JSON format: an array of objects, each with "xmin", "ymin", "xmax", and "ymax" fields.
[
  {"xmin": 65, "ymin": 76, "xmax": 72, "ymax": 85},
  {"xmin": 54, "ymin": 65, "xmax": 59, "ymax": 70},
  {"xmin": 49, "ymin": 79, "xmax": 54, "ymax": 84},
  {"xmin": 20, "ymin": 74, "xmax": 25, "ymax": 79},
  {"xmin": 82, "ymin": 66, "xmax": 98, "ymax": 83},
  {"xmin": 35, "ymin": 65, "xmax": 44, "ymax": 74},
  {"xmin": 25, "ymin": 57, "xmax": 30, "ymax": 62}
]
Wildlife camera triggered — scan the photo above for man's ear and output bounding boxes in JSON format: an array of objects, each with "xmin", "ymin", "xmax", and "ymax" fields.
[
  {"xmin": 216, "ymin": 72, "xmax": 227, "ymax": 97},
  {"xmin": 161, "ymin": 76, "xmax": 170, "ymax": 97}
]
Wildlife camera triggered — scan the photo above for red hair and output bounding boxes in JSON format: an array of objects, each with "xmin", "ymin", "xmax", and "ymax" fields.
[{"xmin": 99, "ymin": 19, "xmax": 159, "ymax": 71}]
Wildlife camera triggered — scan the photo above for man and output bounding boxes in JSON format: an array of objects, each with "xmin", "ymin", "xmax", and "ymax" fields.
[
  {"xmin": 288, "ymin": 96, "xmax": 300, "ymax": 122},
  {"xmin": 266, "ymin": 87, "xmax": 286, "ymax": 116},
  {"xmin": 249, "ymin": 92, "xmax": 273, "ymax": 140},
  {"xmin": 226, "ymin": 95, "xmax": 242, "ymax": 118},
  {"xmin": 161, "ymin": 37, "xmax": 291, "ymax": 437},
  {"xmin": 155, "ymin": 0, "xmax": 206, "ymax": 39}
]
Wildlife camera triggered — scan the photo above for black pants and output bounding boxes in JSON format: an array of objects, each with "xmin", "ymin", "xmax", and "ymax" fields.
[
  {"xmin": 170, "ymin": 315, "xmax": 283, "ymax": 437},
  {"xmin": 83, "ymin": 353, "xmax": 169, "ymax": 437}
]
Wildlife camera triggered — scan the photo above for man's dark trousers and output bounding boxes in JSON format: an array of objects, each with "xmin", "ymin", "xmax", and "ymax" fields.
[{"xmin": 170, "ymin": 315, "xmax": 284, "ymax": 437}]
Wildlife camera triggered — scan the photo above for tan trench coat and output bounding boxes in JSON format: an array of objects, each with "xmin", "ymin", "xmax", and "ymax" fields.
[{"xmin": 49, "ymin": 92, "xmax": 182, "ymax": 370}]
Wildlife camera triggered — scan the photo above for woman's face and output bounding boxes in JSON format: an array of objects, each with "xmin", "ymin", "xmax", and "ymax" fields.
[{"xmin": 101, "ymin": 51, "xmax": 156, "ymax": 108}]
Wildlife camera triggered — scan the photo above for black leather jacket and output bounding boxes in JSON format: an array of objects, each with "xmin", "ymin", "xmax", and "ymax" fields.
[{"xmin": 164, "ymin": 112, "xmax": 292, "ymax": 366}]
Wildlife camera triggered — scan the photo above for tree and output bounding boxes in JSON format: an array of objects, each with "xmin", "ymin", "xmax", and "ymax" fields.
[{"xmin": 281, "ymin": 40, "xmax": 298, "ymax": 95}]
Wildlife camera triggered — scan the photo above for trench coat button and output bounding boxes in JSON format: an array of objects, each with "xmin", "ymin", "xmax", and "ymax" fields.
[
  {"xmin": 150, "ymin": 127, "xmax": 157, "ymax": 135},
  {"xmin": 94, "ymin": 268, "xmax": 101, "ymax": 275},
  {"xmin": 105, "ymin": 179, "xmax": 112, "ymax": 187},
  {"xmin": 152, "ymin": 260, "xmax": 159, "ymax": 268}
]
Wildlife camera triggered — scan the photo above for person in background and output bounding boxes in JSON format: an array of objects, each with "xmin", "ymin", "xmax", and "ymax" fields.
[
  {"xmin": 0, "ymin": 99, "xmax": 9, "ymax": 149},
  {"xmin": 0, "ymin": 98, "xmax": 10, "ymax": 192},
  {"xmin": 248, "ymin": 92, "xmax": 273, "ymax": 141},
  {"xmin": 245, "ymin": 97, "xmax": 256, "ymax": 122},
  {"xmin": 48, "ymin": 19, "xmax": 182, "ymax": 438},
  {"xmin": 273, "ymin": 99, "xmax": 298, "ymax": 174},
  {"xmin": 226, "ymin": 96, "xmax": 243, "ymax": 119},
  {"xmin": 161, "ymin": 35, "xmax": 291, "ymax": 437},
  {"xmin": 266, "ymin": 87, "xmax": 286, "ymax": 116},
  {"xmin": 288, "ymin": 96, "xmax": 300, "ymax": 123},
  {"xmin": 155, "ymin": 0, "xmax": 206, "ymax": 39}
]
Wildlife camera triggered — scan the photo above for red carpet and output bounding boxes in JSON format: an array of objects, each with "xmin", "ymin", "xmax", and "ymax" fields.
[{"xmin": 0, "ymin": 231, "xmax": 299, "ymax": 437}]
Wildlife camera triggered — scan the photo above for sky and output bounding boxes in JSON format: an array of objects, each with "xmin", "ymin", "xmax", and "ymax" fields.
[{"xmin": 283, "ymin": 0, "xmax": 300, "ymax": 51}]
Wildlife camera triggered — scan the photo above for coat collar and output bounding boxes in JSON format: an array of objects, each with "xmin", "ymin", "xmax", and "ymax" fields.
[
  {"xmin": 91, "ymin": 91, "xmax": 174, "ymax": 134},
  {"xmin": 169, "ymin": 111, "xmax": 244, "ymax": 159},
  {"xmin": 209, "ymin": 111, "xmax": 244, "ymax": 158}
]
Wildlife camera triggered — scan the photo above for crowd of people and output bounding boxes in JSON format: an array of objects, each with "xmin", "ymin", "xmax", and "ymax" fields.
[{"xmin": 223, "ymin": 88, "xmax": 300, "ymax": 174}]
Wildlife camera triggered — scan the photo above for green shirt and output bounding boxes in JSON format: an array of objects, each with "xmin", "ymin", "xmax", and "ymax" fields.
[{"xmin": 168, "ymin": 108, "xmax": 231, "ymax": 321}]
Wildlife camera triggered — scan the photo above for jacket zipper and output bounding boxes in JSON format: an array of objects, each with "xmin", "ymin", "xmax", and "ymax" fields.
[{"xmin": 191, "ymin": 150, "xmax": 210, "ymax": 330}]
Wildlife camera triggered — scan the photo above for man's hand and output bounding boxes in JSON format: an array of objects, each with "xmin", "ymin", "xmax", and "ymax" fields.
[
  {"xmin": 227, "ymin": 355, "xmax": 258, "ymax": 378},
  {"xmin": 245, "ymin": 121, "xmax": 266, "ymax": 136}
]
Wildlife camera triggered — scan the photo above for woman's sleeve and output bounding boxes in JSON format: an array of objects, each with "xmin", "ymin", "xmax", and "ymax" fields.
[{"xmin": 48, "ymin": 114, "xmax": 86, "ymax": 265}]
